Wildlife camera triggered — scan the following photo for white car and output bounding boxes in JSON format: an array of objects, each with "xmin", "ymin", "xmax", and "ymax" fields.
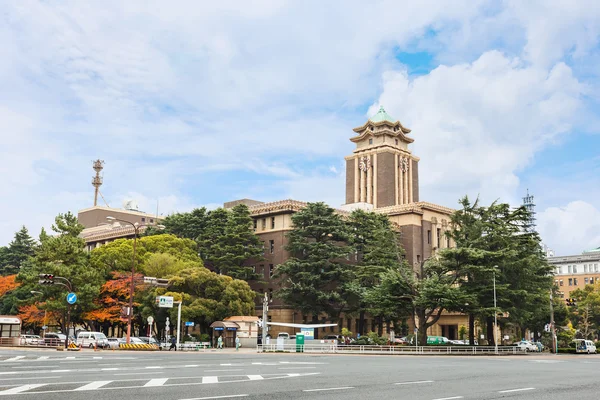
[
  {"xmin": 20, "ymin": 335, "xmax": 41, "ymax": 345},
  {"xmin": 515, "ymin": 340, "xmax": 538, "ymax": 352},
  {"xmin": 76, "ymin": 332, "xmax": 109, "ymax": 349}
]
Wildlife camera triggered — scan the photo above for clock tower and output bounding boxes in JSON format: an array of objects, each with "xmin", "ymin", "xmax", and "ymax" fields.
[{"xmin": 345, "ymin": 106, "xmax": 419, "ymax": 208}]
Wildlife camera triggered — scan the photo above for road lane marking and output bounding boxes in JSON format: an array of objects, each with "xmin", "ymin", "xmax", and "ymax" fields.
[
  {"xmin": 4, "ymin": 356, "xmax": 26, "ymax": 362},
  {"xmin": 432, "ymin": 397, "xmax": 463, "ymax": 400},
  {"xmin": 247, "ymin": 375, "xmax": 263, "ymax": 380},
  {"xmin": 395, "ymin": 380, "xmax": 434, "ymax": 385},
  {"xmin": 145, "ymin": 366, "xmax": 162, "ymax": 369},
  {"xmin": 498, "ymin": 388, "xmax": 535, "ymax": 393},
  {"xmin": 0, "ymin": 377, "xmax": 62, "ymax": 381},
  {"xmin": 184, "ymin": 365, "xmax": 199, "ymax": 367},
  {"xmin": 303, "ymin": 387, "xmax": 354, "ymax": 392},
  {"xmin": 38, "ymin": 357, "xmax": 49, "ymax": 360},
  {"xmin": 116, "ymin": 372, "xmax": 164, "ymax": 376},
  {"xmin": 144, "ymin": 378, "xmax": 169, "ymax": 387},
  {"xmin": 0, "ymin": 384, "xmax": 46, "ymax": 395},
  {"xmin": 204, "ymin": 369, "xmax": 243, "ymax": 372},
  {"xmin": 74, "ymin": 381, "xmax": 112, "ymax": 391},
  {"xmin": 101, "ymin": 368, "xmax": 119, "ymax": 371},
  {"xmin": 202, "ymin": 376, "xmax": 219, "ymax": 383},
  {"xmin": 278, "ymin": 367, "xmax": 316, "ymax": 370},
  {"xmin": 180, "ymin": 395, "xmax": 248, "ymax": 400}
]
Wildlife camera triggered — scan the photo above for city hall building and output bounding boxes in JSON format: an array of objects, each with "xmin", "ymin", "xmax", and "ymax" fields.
[{"xmin": 226, "ymin": 107, "xmax": 465, "ymax": 339}]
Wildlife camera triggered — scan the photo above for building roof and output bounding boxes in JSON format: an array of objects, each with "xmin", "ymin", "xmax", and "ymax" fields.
[
  {"xmin": 209, "ymin": 321, "xmax": 240, "ymax": 329},
  {"xmin": 224, "ymin": 316, "xmax": 259, "ymax": 322},
  {"xmin": 369, "ymin": 106, "xmax": 396, "ymax": 123},
  {"xmin": 583, "ymin": 246, "xmax": 600, "ymax": 254}
]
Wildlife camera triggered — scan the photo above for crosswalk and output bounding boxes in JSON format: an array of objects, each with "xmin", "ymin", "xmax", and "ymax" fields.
[{"xmin": 0, "ymin": 373, "xmax": 318, "ymax": 395}]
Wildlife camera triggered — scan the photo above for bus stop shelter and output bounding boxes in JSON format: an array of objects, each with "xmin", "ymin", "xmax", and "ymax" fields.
[{"xmin": 209, "ymin": 321, "xmax": 240, "ymax": 348}]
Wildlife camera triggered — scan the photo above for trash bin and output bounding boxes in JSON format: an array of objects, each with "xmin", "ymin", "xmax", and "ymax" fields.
[{"xmin": 296, "ymin": 334, "xmax": 305, "ymax": 353}]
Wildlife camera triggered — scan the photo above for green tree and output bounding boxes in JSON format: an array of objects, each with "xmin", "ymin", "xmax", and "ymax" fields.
[
  {"xmin": 569, "ymin": 285, "xmax": 600, "ymax": 339},
  {"xmin": 211, "ymin": 204, "xmax": 264, "ymax": 279},
  {"xmin": 161, "ymin": 207, "xmax": 209, "ymax": 241},
  {"xmin": 197, "ymin": 208, "xmax": 229, "ymax": 269},
  {"xmin": 142, "ymin": 253, "xmax": 198, "ymax": 278},
  {"xmin": 2, "ymin": 226, "xmax": 36, "ymax": 275},
  {"xmin": 275, "ymin": 202, "xmax": 352, "ymax": 327},
  {"xmin": 17, "ymin": 212, "xmax": 105, "ymax": 333}
]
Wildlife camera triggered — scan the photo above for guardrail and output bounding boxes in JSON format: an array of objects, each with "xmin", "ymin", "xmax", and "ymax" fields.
[{"xmin": 257, "ymin": 344, "xmax": 528, "ymax": 355}]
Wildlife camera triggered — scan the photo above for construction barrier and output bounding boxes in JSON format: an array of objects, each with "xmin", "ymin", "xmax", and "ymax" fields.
[
  {"xmin": 118, "ymin": 343, "xmax": 159, "ymax": 351},
  {"xmin": 67, "ymin": 342, "xmax": 81, "ymax": 351}
]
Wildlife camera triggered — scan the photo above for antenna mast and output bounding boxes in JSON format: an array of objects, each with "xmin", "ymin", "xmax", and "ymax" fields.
[{"xmin": 92, "ymin": 160, "xmax": 105, "ymax": 206}]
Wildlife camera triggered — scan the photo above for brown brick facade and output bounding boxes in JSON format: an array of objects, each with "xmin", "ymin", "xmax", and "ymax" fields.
[
  {"xmin": 412, "ymin": 159, "xmax": 419, "ymax": 202},
  {"xmin": 345, "ymin": 159, "xmax": 355, "ymax": 204},
  {"xmin": 376, "ymin": 152, "xmax": 395, "ymax": 208}
]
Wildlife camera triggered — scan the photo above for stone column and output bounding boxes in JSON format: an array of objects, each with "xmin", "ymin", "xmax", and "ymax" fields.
[
  {"xmin": 408, "ymin": 158, "xmax": 413, "ymax": 203},
  {"xmin": 367, "ymin": 155, "xmax": 373, "ymax": 204},
  {"xmin": 403, "ymin": 161, "xmax": 409, "ymax": 205},
  {"xmin": 394, "ymin": 154, "xmax": 399, "ymax": 205},
  {"xmin": 359, "ymin": 164, "xmax": 365, "ymax": 203}
]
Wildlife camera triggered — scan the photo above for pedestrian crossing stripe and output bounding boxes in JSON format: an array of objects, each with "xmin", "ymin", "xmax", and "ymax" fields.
[{"xmin": 0, "ymin": 373, "xmax": 319, "ymax": 395}]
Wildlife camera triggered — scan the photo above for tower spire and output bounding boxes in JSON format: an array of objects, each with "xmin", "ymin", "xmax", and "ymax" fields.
[{"xmin": 92, "ymin": 160, "xmax": 105, "ymax": 206}]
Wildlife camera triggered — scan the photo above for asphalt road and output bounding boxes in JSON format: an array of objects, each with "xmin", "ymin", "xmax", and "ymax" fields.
[{"xmin": 0, "ymin": 348, "xmax": 598, "ymax": 399}]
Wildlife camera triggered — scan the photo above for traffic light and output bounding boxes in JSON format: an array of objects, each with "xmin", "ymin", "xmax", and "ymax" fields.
[
  {"xmin": 38, "ymin": 274, "xmax": 54, "ymax": 285},
  {"xmin": 566, "ymin": 298, "xmax": 577, "ymax": 306}
]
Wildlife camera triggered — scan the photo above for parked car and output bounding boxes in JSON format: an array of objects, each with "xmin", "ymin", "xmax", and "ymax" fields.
[
  {"xmin": 128, "ymin": 337, "xmax": 147, "ymax": 344},
  {"xmin": 20, "ymin": 334, "xmax": 41, "ymax": 345},
  {"xmin": 393, "ymin": 337, "xmax": 408, "ymax": 345},
  {"xmin": 76, "ymin": 332, "xmax": 109, "ymax": 349},
  {"xmin": 514, "ymin": 340, "xmax": 538, "ymax": 352},
  {"xmin": 573, "ymin": 339, "xmax": 597, "ymax": 354},
  {"xmin": 43, "ymin": 333, "xmax": 67, "ymax": 346},
  {"xmin": 106, "ymin": 337, "xmax": 121, "ymax": 349},
  {"xmin": 426, "ymin": 336, "xmax": 450, "ymax": 345}
]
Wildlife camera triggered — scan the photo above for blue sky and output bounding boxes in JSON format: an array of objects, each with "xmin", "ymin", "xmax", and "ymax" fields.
[{"xmin": 1, "ymin": 0, "xmax": 599, "ymax": 256}]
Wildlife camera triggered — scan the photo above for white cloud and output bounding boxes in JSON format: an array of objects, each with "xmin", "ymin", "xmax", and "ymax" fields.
[
  {"xmin": 538, "ymin": 201, "xmax": 600, "ymax": 256},
  {"xmin": 371, "ymin": 51, "xmax": 586, "ymax": 208}
]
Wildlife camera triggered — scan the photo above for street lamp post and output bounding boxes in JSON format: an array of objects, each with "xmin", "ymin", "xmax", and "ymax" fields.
[
  {"xmin": 106, "ymin": 217, "xmax": 164, "ymax": 344},
  {"xmin": 30, "ymin": 291, "xmax": 47, "ymax": 338},
  {"xmin": 493, "ymin": 267, "xmax": 498, "ymax": 355}
]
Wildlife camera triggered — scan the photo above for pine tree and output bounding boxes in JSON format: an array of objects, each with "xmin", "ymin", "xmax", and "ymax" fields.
[
  {"xmin": 3, "ymin": 226, "xmax": 36, "ymax": 274},
  {"xmin": 214, "ymin": 204, "xmax": 264, "ymax": 280},
  {"xmin": 275, "ymin": 202, "xmax": 352, "ymax": 328}
]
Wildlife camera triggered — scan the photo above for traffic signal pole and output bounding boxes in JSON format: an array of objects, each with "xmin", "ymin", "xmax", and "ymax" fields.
[
  {"xmin": 550, "ymin": 291, "xmax": 556, "ymax": 354},
  {"xmin": 261, "ymin": 292, "xmax": 268, "ymax": 351}
]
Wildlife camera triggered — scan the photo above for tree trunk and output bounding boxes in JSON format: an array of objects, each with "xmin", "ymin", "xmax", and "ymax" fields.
[
  {"xmin": 377, "ymin": 316, "xmax": 384, "ymax": 336},
  {"xmin": 358, "ymin": 311, "xmax": 365, "ymax": 336},
  {"xmin": 486, "ymin": 316, "xmax": 494, "ymax": 346},
  {"xmin": 468, "ymin": 313, "xmax": 475, "ymax": 346},
  {"xmin": 416, "ymin": 309, "xmax": 428, "ymax": 346}
]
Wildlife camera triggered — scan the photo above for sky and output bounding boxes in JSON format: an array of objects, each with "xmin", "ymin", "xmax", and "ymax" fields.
[{"xmin": 1, "ymin": 0, "xmax": 599, "ymax": 256}]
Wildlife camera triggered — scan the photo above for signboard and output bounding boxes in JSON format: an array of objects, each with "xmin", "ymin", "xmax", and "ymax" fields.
[
  {"xmin": 226, "ymin": 327, "xmax": 237, "ymax": 331},
  {"xmin": 185, "ymin": 321, "xmax": 195, "ymax": 327},
  {"xmin": 276, "ymin": 336, "xmax": 285, "ymax": 351},
  {"xmin": 0, "ymin": 317, "xmax": 20, "ymax": 324},
  {"xmin": 66, "ymin": 293, "xmax": 77, "ymax": 305},
  {"xmin": 300, "ymin": 328, "xmax": 314, "ymax": 340},
  {"xmin": 157, "ymin": 296, "xmax": 174, "ymax": 308},
  {"xmin": 213, "ymin": 327, "xmax": 224, "ymax": 331}
]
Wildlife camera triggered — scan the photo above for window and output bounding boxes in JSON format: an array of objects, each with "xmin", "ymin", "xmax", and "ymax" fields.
[
  {"xmin": 260, "ymin": 264, "xmax": 265, "ymax": 276},
  {"xmin": 568, "ymin": 278, "xmax": 572, "ymax": 286},
  {"xmin": 574, "ymin": 278, "xmax": 578, "ymax": 285},
  {"xmin": 395, "ymin": 139, "xmax": 398, "ymax": 145},
  {"xmin": 585, "ymin": 277, "xmax": 589, "ymax": 284},
  {"xmin": 369, "ymin": 138, "xmax": 373, "ymax": 144},
  {"xmin": 417, "ymin": 255, "xmax": 421, "ymax": 264},
  {"xmin": 568, "ymin": 265, "xmax": 572, "ymax": 273},
  {"xmin": 591, "ymin": 277, "xmax": 595, "ymax": 284},
  {"xmin": 268, "ymin": 288, "xmax": 273, "ymax": 301},
  {"xmin": 554, "ymin": 280, "xmax": 559, "ymax": 286},
  {"xmin": 253, "ymin": 220, "xmax": 257, "ymax": 231},
  {"xmin": 447, "ymin": 237, "xmax": 451, "ymax": 248},
  {"xmin": 150, "ymin": 219, "xmax": 154, "ymax": 223},
  {"xmin": 271, "ymin": 217, "xmax": 275, "ymax": 229},
  {"xmin": 269, "ymin": 264, "xmax": 274, "ymax": 278},
  {"xmin": 251, "ymin": 266, "xmax": 256, "ymax": 273},
  {"xmin": 269, "ymin": 240, "xmax": 275, "ymax": 254},
  {"xmin": 141, "ymin": 217, "xmax": 146, "ymax": 222},
  {"xmin": 437, "ymin": 228, "xmax": 441, "ymax": 246},
  {"xmin": 559, "ymin": 279, "xmax": 563, "ymax": 286},
  {"xmin": 595, "ymin": 264, "xmax": 599, "ymax": 272},
  {"xmin": 427, "ymin": 230, "xmax": 431, "ymax": 244},
  {"xmin": 574, "ymin": 265, "xmax": 578, "ymax": 273},
  {"xmin": 262, "ymin": 218, "xmax": 266, "ymax": 229},
  {"xmin": 584, "ymin": 264, "xmax": 588, "ymax": 273}
]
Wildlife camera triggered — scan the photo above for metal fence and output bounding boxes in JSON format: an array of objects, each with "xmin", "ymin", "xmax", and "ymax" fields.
[{"xmin": 257, "ymin": 343, "xmax": 527, "ymax": 355}]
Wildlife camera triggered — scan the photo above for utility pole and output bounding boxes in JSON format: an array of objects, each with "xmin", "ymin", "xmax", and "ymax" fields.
[
  {"xmin": 493, "ymin": 269, "xmax": 498, "ymax": 355},
  {"xmin": 261, "ymin": 292, "xmax": 268, "ymax": 351},
  {"xmin": 550, "ymin": 290, "xmax": 556, "ymax": 354}
]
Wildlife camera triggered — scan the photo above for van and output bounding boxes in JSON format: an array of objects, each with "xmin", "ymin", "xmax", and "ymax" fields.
[
  {"xmin": 76, "ymin": 332, "xmax": 109, "ymax": 349},
  {"xmin": 426, "ymin": 336, "xmax": 449, "ymax": 345},
  {"xmin": 574, "ymin": 339, "xmax": 597, "ymax": 354}
]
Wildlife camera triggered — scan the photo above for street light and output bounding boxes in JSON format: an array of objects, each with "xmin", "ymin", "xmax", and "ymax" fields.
[
  {"xmin": 30, "ymin": 291, "xmax": 47, "ymax": 338},
  {"xmin": 493, "ymin": 265, "xmax": 499, "ymax": 355},
  {"xmin": 106, "ymin": 216, "xmax": 164, "ymax": 344}
]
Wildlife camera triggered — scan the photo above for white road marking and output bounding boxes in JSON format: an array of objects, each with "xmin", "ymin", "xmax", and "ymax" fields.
[
  {"xmin": 204, "ymin": 369, "xmax": 243, "ymax": 372},
  {"xmin": 117, "ymin": 372, "xmax": 164, "ymax": 376},
  {"xmin": 4, "ymin": 356, "xmax": 25, "ymax": 362},
  {"xmin": 529, "ymin": 360, "xmax": 561, "ymax": 363},
  {"xmin": 303, "ymin": 387, "xmax": 354, "ymax": 392},
  {"xmin": 184, "ymin": 365, "xmax": 199, "ymax": 367},
  {"xmin": 278, "ymin": 367, "xmax": 316, "ymax": 370},
  {"xmin": 74, "ymin": 381, "xmax": 112, "ymax": 391},
  {"xmin": 247, "ymin": 375, "xmax": 263, "ymax": 380},
  {"xmin": 432, "ymin": 397, "xmax": 463, "ymax": 400},
  {"xmin": 37, "ymin": 357, "xmax": 49, "ymax": 360},
  {"xmin": 498, "ymin": 388, "xmax": 535, "ymax": 393},
  {"xmin": 50, "ymin": 370, "xmax": 70, "ymax": 373},
  {"xmin": 202, "ymin": 376, "xmax": 219, "ymax": 383},
  {"xmin": 65, "ymin": 357, "xmax": 75, "ymax": 360},
  {"xmin": 93, "ymin": 357, "xmax": 102, "ymax": 359},
  {"xmin": 395, "ymin": 380, "xmax": 434, "ymax": 385},
  {"xmin": 220, "ymin": 363, "xmax": 233, "ymax": 366},
  {"xmin": 145, "ymin": 366, "xmax": 162, "ymax": 369},
  {"xmin": 0, "ymin": 377, "xmax": 62, "ymax": 381},
  {"xmin": 101, "ymin": 368, "xmax": 119, "ymax": 371},
  {"xmin": 180, "ymin": 395, "xmax": 248, "ymax": 400},
  {"xmin": 0, "ymin": 384, "xmax": 46, "ymax": 395},
  {"xmin": 144, "ymin": 378, "xmax": 169, "ymax": 387}
]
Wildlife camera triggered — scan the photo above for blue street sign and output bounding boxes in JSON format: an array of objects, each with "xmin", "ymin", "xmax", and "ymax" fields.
[
  {"xmin": 66, "ymin": 292, "xmax": 77, "ymax": 305},
  {"xmin": 185, "ymin": 321, "xmax": 194, "ymax": 327}
]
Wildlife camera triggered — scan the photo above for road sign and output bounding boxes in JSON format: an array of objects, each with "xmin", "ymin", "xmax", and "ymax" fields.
[
  {"xmin": 147, "ymin": 316, "xmax": 154, "ymax": 324},
  {"xmin": 185, "ymin": 321, "xmax": 194, "ymax": 327},
  {"xmin": 66, "ymin": 292, "xmax": 77, "ymax": 305},
  {"xmin": 157, "ymin": 296, "xmax": 174, "ymax": 308}
]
